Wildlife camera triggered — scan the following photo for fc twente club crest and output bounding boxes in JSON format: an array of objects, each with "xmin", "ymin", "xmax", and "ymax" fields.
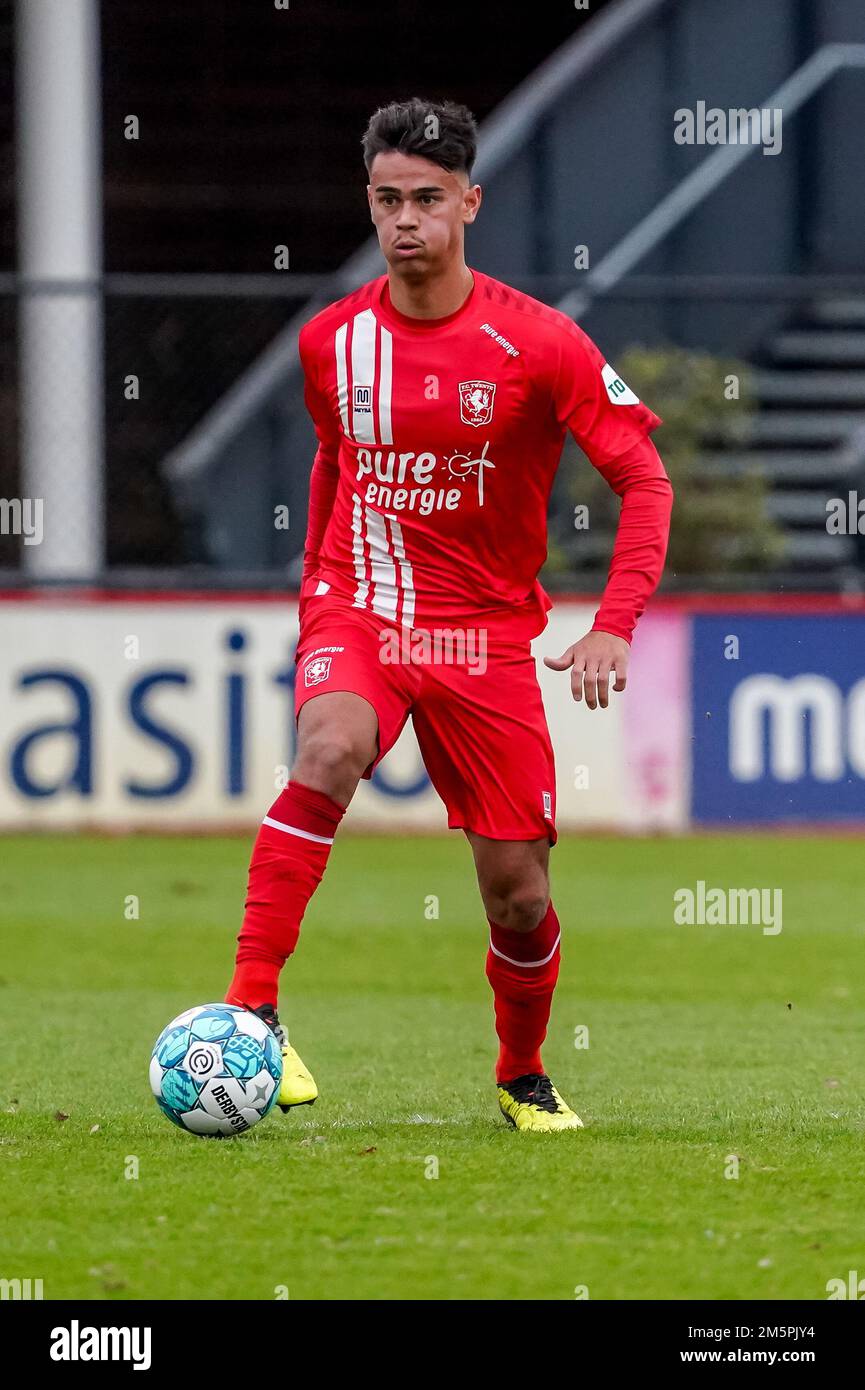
[
  {"xmin": 459, "ymin": 379, "xmax": 496, "ymax": 427},
  {"xmin": 304, "ymin": 655, "xmax": 332, "ymax": 687}
]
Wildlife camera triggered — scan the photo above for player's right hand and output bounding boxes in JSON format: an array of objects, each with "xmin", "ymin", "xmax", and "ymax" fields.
[{"xmin": 543, "ymin": 629, "xmax": 629, "ymax": 710}]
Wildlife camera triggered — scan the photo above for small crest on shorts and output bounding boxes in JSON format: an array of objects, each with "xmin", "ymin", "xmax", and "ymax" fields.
[
  {"xmin": 304, "ymin": 655, "xmax": 332, "ymax": 687},
  {"xmin": 543, "ymin": 790, "xmax": 553, "ymax": 819},
  {"xmin": 459, "ymin": 379, "xmax": 496, "ymax": 427}
]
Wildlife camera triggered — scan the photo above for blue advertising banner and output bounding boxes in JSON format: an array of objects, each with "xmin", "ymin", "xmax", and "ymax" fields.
[{"xmin": 691, "ymin": 615, "xmax": 865, "ymax": 824}]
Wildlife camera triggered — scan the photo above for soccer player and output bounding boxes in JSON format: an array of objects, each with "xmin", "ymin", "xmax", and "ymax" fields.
[{"xmin": 225, "ymin": 98, "xmax": 673, "ymax": 1131}]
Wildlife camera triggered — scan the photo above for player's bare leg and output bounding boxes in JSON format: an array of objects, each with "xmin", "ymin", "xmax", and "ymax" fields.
[
  {"xmin": 292, "ymin": 691, "xmax": 379, "ymax": 806},
  {"xmin": 467, "ymin": 831, "xmax": 582, "ymax": 1132},
  {"xmin": 468, "ymin": 832, "xmax": 550, "ymax": 933},
  {"xmin": 225, "ymin": 691, "xmax": 378, "ymax": 1111}
]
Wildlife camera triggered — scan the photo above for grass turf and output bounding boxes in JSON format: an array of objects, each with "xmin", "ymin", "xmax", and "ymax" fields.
[{"xmin": 0, "ymin": 831, "xmax": 863, "ymax": 1301}]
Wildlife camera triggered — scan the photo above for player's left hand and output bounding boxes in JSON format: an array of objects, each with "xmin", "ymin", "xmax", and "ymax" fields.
[{"xmin": 543, "ymin": 630, "xmax": 629, "ymax": 709}]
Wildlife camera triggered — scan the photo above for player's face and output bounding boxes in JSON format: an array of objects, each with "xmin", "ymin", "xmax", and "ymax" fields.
[{"xmin": 367, "ymin": 152, "xmax": 481, "ymax": 275}]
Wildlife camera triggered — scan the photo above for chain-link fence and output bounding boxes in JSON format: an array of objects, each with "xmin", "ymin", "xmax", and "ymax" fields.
[{"xmin": 1, "ymin": 278, "xmax": 308, "ymax": 576}]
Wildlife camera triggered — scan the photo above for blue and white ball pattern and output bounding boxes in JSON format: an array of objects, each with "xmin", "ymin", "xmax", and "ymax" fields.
[{"xmin": 149, "ymin": 1004, "xmax": 283, "ymax": 1137}]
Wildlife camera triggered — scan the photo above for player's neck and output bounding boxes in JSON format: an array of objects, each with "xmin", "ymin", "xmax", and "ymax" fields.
[{"xmin": 386, "ymin": 262, "xmax": 474, "ymax": 321}]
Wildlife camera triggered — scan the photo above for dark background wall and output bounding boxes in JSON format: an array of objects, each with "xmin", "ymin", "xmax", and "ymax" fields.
[
  {"xmin": 0, "ymin": 0, "xmax": 615, "ymax": 276},
  {"xmin": 5, "ymin": 0, "xmax": 861, "ymax": 577},
  {"xmin": 0, "ymin": 0, "xmax": 613, "ymax": 568}
]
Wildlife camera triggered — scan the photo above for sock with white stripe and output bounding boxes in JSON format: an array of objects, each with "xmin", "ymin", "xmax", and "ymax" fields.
[
  {"xmin": 485, "ymin": 902, "xmax": 561, "ymax": 1083},
  {"xmin": 225, "ymin": 780, "xmax": 345, "ymax": 1012}
]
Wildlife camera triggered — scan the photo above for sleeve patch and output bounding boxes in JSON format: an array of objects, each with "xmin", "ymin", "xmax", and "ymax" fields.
[{"xmin": 602, "ymin": 363, "xmax": 640, "ymax": 406}]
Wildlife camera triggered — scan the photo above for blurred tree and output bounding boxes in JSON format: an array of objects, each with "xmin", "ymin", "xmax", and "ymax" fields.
[{"xmin": 546, "ymin": 345, "xmax": 785, "ymax": 581}]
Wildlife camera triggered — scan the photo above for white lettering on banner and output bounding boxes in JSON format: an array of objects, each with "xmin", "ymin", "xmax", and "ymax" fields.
[
  {"xmin": 728, "ymin": 674, "xmax": 865, "ymax": 782},
  {"xmin": 0, "ymin": 603, "xmax": 684, "ymax": 831}
]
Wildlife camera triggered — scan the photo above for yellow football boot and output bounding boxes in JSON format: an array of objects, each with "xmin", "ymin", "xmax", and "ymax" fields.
[
  {"xmin": 497, "ymin": 1073, "xmax": 583, "ymax": 1132},
  {"xmin": 277, "ymin": 1041, "xmax": 318, "ymax": 1111},
  {"xmin": 252, "ymin": 1005, "xmax": 318, "ymax": 1112}
]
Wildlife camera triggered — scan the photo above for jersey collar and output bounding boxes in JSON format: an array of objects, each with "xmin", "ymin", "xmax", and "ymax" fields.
[{"xmin": 373, "ymin": 270, "xmax": 478, "ymax": 332}]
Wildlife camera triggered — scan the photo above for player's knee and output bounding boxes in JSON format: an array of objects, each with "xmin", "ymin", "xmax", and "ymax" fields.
[
  {"xmin": 294, "ymin": 727, "xmax": 371, "ymax": 791},
  {"xmin": 504, "ymin": 891, "xmax": 549, "ymax": 934},
  {"xmin": 488, "ymin": 883, "xmax": 549, "ymax": 934}
]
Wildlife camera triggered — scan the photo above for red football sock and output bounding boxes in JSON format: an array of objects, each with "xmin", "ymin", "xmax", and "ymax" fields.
[
  {"xmin": 225, "ymin": 780, "xmax": 345, "ymax": 1011},
  {"xmin": 485, "ymin": 901, "xmax": 561, "ymax": 1083}
]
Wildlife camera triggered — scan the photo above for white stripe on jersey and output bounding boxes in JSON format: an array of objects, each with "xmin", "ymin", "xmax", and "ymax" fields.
[
  {"xmin": 365, "ymin": 507, "xmax": 399, "ymax": 622},
  {"xmin": 378, "ymin": 324, "xmax": 393, "ymax": 445},
  {"xmin": 335, "ymin": 308, "xmax": 414, "ymax": 627},
  {"xmin": 351, "ymin": 492, "xmax": 370, "ymax": 608},
  {"xmin": 350, "ymin": 309, "xmax": 378, "ymax": 444},
  {"xmin": 334, "ymin": 322, "xmax": 350, "ymax": 435},
  {"xmin": 386, "ymin": 514, "xmax": 415, "ymax": 629}
]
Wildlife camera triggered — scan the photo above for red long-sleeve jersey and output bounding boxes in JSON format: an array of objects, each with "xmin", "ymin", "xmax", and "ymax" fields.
[{"xmin": 299, "ymin": 269, "xmax": 672, "ymax": 643}]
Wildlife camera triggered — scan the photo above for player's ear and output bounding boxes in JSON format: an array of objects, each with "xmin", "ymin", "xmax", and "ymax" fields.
[
  {"xmin": 366, "ymin": 184, "xmax": 374, "ymax": 220},
  {"xmin": 463, "ymin": 183, "xmax": 482, "ymax": 224}
]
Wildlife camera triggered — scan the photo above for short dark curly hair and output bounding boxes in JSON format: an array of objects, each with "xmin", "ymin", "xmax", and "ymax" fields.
[{"xmin": 362, "ymin": 98, "xmax": 478, "ymax": 178}]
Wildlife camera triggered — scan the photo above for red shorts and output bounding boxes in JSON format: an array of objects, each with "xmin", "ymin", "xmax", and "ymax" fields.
[{"xmin": 294, "ymin": 596, "xmax": 557, "ymax": 844}]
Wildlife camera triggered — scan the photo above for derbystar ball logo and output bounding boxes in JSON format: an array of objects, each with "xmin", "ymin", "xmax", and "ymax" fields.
[
  {"xmin": 304, "ymin": 655, "xmax": 332, "ymax": 687},
  {"xmin": 459, "ymin": 379, "xmax": 496, "ymax": 427}
]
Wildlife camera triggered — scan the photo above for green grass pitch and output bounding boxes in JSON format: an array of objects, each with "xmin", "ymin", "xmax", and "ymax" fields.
[{"xmin": 1, "ymin": 831, "xmax": 862, "ymax": 1301}]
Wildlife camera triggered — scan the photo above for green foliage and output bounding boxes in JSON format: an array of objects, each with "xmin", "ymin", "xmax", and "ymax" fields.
[{"xmin": 553, "ymin": 345, "xmax": 785, "ymax": 577}]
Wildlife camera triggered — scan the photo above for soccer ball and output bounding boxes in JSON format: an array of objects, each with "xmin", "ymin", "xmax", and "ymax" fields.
[{"xmin": 149, "ymin": 1003, "xmax": 283, "ymax": 1137}]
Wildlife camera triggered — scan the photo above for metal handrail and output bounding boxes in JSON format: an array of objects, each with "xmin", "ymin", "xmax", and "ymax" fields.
[
  {"xmin": 162, "ymin": 39, "xmax": 865, "ymax": 486},
  {"xmin": 161, "ymin": 0, "xmax": 670, "ymax": 485},
  {"xmin": 557, "ymin": 43, "xmax": 865, "ymax": 320}
]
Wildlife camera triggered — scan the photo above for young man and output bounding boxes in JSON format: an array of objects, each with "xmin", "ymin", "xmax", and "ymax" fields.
[{"xmin": 225, "ymin": 98, "xmax": 673, "ymax": 1132}]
